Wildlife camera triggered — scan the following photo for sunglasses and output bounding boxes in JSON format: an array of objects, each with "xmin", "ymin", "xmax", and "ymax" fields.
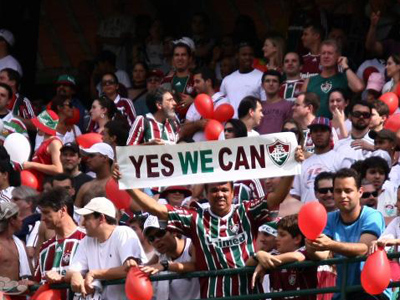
[
  {"xmin": 317, "ymin": 187, "xmax": 334, "ymax": 194},
  {"xmin": 361, "ymin": 191, "xmax": 378, "ymax": 198},
  {"xmin": 147, "ymin": 230, "xmax": 167, "ymax": 243},
  {"xmin": 224, "ymin": 128, "xmax": 234, "ymax": 133},
  {"xmin": 351, "ymin": 111, "xmax": 371, "ymax": 119},
  {"xmin": 102, "ymin": 80, "xmax": 116, "ymax": 86},
  {"xmin": 282, "ymin": 128, "xmax": 299, "ymax": 134}
]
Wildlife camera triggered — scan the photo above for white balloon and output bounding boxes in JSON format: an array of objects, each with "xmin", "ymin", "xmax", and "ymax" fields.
[{"xmin": 4, "ymin": 133, "xmax": 31, "ymax": 164}]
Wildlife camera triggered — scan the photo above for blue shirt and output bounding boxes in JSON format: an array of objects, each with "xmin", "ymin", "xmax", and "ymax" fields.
[{"xmin": 324, "ymin": 206, "xmax": 389, "ymax": 299}]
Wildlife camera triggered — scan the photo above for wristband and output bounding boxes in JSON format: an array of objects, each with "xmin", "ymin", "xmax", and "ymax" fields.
[
  {"xmin": 343, "ymin": 67, "xmax": 350, "ymax": 73},
  {"xmin": 160, "ymin": 260, "xmax": 169, "ymax": 271},
  {"xmin": 252, "ymin": 253, "xmax": 259, "ymax": 262}
]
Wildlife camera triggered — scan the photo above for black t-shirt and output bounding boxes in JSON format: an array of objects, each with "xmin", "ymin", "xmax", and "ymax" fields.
[{"xmin": 15, "ymin": 213, "xmax": 41, "ymax": 243}]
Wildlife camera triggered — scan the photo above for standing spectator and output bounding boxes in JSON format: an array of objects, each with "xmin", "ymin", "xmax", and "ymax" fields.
[
  {"xmin": 223, "ymin": 119, "xmax": 248, "ymax": 140},
  {"xmin": 127, "ymin": 62, "xmax": 148, "ymax": 101},
  {"xmin": 87, "ymin": 96, "xmax": 118, "ymax": 134},
  {"xmin": 0, "ymin": 29, "xmax": 22, "ymax": 75},
  {"xmin": 306, "ymin": 168, "xmax": 390, "ymax": 300},
  {"xmin": 382, "ymin": 54, "xmax": 400, "ymax": 94},
  {"xmin": 67, "ymin": 197, "xmax": 147, "ymax": 300},
  {"xmin": 328, "ymin": 89, "xmax": 350, "ymax": 139},
  {"xmin": 256, "ymin": 34, "xmax": 286, "ymax": 72},
  {"xmin": 301, "ymin": 22, "xmax": 323, "ymax": 79},
  {"xmin": 127, "ymin": 88, "xmax": 179, "ymax": 146},
  {"xmin": 314, "ymin": 172, "xmax": 336, "ymax": 212},
  {"xmin": 257, "ymin": 70, "xmax": 292, "ymax": 134},
  {"xmin": 102, "ymin": 119, "xmax": 130, "ymax": 154},
  {"xmin": 100, "ymin": 72, "xmax": 136, "ymax": 126},
  {"xmin": 280, "ymin": 52, "xmax": 304, "ymax": 102},
  {"xmin": 220, "ymin": 42, "xmax": 265, "ymax": 118},
  {"xmin": 238, "ymin": 96, "xmax": 263, "ymax": 136},
  {"xmin": 303, "ymin": 39, "xmax": 364, "ymax": 118}
]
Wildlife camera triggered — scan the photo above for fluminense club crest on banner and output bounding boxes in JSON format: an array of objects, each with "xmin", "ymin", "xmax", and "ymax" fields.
[{"xmin": 267, "ymin": 140, "xmax": 290, "ymax": 167}]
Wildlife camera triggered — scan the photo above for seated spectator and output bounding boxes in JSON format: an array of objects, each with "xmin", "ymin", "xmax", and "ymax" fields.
[
  {"xmin": 238, "ymin": 96, "xmax": 263, "ymax": 136},
  {"xmin": 67, "ymin": 197, "xmax": 147, "ymax": 300},
  {"xmin": 371, "ymin": 129, "xmax": 397, "ymax": 166},
  {"xmin": 370, "ymin": 100, "xmax": 389, "ymax": 133},
  {"xmin": 87, "ymin": 96, "xmax": 118, "ymax": 134},
  {"xmin": 134, "ymin": 69, "xmax": 164, "ymax": 116},
  {"xmin": 280, "ymin": 52, "xmax": 304, "ymax": 102},
  {"xmin": 257, "ymin": 70, "xmax": 292, "ymax": 134},
  {"xmin": 223, "ymin": 119, "xmax": 248, "ymax": 140},
  {"xmin": 360, "ymin": 179, "xmax": 378, "ymax": 209}
]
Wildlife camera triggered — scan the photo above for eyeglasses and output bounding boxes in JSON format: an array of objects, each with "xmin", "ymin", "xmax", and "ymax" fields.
[
  {"xmin": 361, "ymin": 191, "xmax": 378, "ymax": 198},
  {"xmin": 224, "ymin": 128, "xmax": 234, "ymax": 133},
  {"xmin": 351, "ymin": 111, "xmax": 371, "ymax": 119},
  {"xmin": 101, "ymin": 80, "xmax": 116, "ymax": 86},
  {"xmin": 147, "ymin": 230, "xmax": 167, "ymax": 243},
  {"xmin": 317, "ymin": 187, "xmax": 334, "ymax": 194},
  {"xmin": 282, "ymin": 128, "xmax": 299, "ymax": 134},
  {"xmin": 63, "ymin": 102, "xmax": 73, "ymax": 108}
]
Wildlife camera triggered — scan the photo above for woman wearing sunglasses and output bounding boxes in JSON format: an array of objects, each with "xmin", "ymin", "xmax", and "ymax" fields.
[
  {"xmin": 223, "ymin": 119, "xmax": 247, "ymax": 140},
  {"xmin": 281, "ymin": 118, "xmax": 304, "ymax": 146},
  {"xmin": 35, "ymin": 95, "xmax": 82, "ymax": 150}
]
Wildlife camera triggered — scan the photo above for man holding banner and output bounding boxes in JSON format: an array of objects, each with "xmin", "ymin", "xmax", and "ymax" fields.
[{"xmin": 115, "ymin": 138, "xmax": 303, "ymax": 298}]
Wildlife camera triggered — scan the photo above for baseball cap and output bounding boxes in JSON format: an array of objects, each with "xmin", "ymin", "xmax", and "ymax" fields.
[
  {"xmin": 159, "ymin": 186, "xmax": 192, "ymax": 199},
  {"xmin": 143, "ymin": 215, "xmax": 167, "ymax": 236},
  {"xmin": 258, "ymin": 221, "xmax": 278, "ymax": 237},
  {"xmin": 56, "ymin": 74, "xmax": 76, "ymax": 86},
  {"xmin": 60, "ymin": 142, "xmax": 80, "ymax": 154},
  {"xmin": 147, "ymin": 69, "xmax": 164, "ymax": 79},
  {"xmin": 369, "ymin": 129, "xmax": 396, "ymax": 142},
  {"xmin": 308, "ymin": 117, "xmax": 332, "ymax": 130},
  {"xmin": 0, "ymin": 202, "xmax": 19, "ymax": 231},
  {"xmin": 81, "ymin": 142, "xmax": 114, "ymax": 160},
  {"xmin": 173, "ymin": 37, "xmax": 195, "ymax": 52},
  {"xmin": 0, "ymin": 29, "xmax": 15, "ymax": 47},
  {"xmin": 366, "ymin": 73, "xmax": 385, "ymax": 93},
  {"xmin": 75, "ymin": 197, "xmax": 116, "ymax": 219},
  {"xmin": 32, "ymin": 110, "xmax": 59, "ymax": 136}
]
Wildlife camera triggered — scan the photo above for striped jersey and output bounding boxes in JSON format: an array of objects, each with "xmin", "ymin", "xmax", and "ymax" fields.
[
  {"xmin": 301, "ymin": 53, "xmax": 321, "ymax": 79},
  {"xmin": 35, "ymin": 227, "xmax": 86, "ymax": 282},
  {"xmin": 233, "ymin": 179, "xmax": 265, "ymax": 204},
  {"xmin": 0, "ymin": 111, "xmax": 28, "ymax": 143},
  {"xmin": 127, "ymin": 113, "xmax": 179, "ymax": 145},
  {"xmin": 8, "ymin": 93, "xmax": 36, "ymax": 119},
  {"xmin": 114, "ymin": 94, "xmax": 136, "ymax": 126},
  {"xmin": 167, "ymin": 197, "xmax": 275, "ymax": 298},
  {"xmin": 0, "ymin": 186, "xmax": 14, "ymax": 202},
  {"xmin": 279, "ymin": 79, "xmax": 304, "ymax": 102}
]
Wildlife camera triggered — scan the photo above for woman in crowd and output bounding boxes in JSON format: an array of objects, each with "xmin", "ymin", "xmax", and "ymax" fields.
[
  {"xmin": 282, "ymin": 118, "xmax": 304, "ymax": 146},
  {"xmin": 128, "ymin": 62, "xmax": 148, "ymax": 101},
  {"xmin": 382, "ymin": 54, "xmax": 400, "ymax": 94},
  {"xmin": 255, "ymin": 34, "xmax": 286, "ymax": 73},
  {"xmin": 328, "ymin": 88, "xmax": 350, "ymax": 139},
  {"xmin": 224, "ymin": 118, "xmax": 248, "ymax": 139},
  {"xmin": 87, "ymin": 96, "xmax": 118, "ymax": 134}
]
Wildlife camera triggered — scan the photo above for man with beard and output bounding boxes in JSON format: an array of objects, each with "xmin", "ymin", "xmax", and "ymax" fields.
[
  {"xmin": 291, "ymin": 117, "xmax": 344, "ymax": 203},
  {"xmin": 127, "ymin": 87, "xmax": 179, "ymax": 145}
]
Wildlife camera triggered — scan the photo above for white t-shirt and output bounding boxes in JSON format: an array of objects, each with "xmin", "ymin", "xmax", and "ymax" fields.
[
  {"xmin": 247, "ymin": 129, "xmax": 259, "ymax": 137},
  {"xmin": 185, "ymin": 92, "xmax": 229, "ymax": 142},
  {"xmin": 0, "ymin": 55, "xmax": 23, "ymax": 75},
  {"xmin": 389, "ymin": 164, "xmax": 400, "ymax": 187},
  {"xmin": 69, "ymin": 226, "xmax": 147, "ymax": 300},
  {"xmin": 334, "ymin": 133, "xmax": 374, "ymax": 167},
  {"xmin": 291, "ymin": 150, "xmax": 344, "ymax": 203},
  {"xmin": 220, "ymin": 69, "xmax": 266, "ymax": 118},
  {"xmin": 377, "ymin": 180, "xmax": 398, "ymax": 218},
  {"xmin": 380, "ymin": 216, "xmax": 400, "ymax": 253}
]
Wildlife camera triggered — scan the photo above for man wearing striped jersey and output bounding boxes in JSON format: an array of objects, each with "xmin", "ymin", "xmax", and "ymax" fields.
[
  {"xmin": 280, "ymin": 52, "xmax": 304, "ymax": 102},
  {"xmin": 127, "ymin": 87, "xmax": 179, "ymax": 146},
  {"xmin": 34, "ymin": 188, "xmax": 85, "ymax": 292},
  {"xmin": 122, "ymin": 147, "xmax": 303, "ymax": 298},
  {"xmin": 0, "ymin": 82, "xmax": 28, "ymax": 144}
]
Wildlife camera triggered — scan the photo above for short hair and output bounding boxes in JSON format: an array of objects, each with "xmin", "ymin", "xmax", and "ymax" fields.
[
  {"xmin": 0, "ymin": 159, "xmax": 20, "ymax": 187},
  {"xmin": 236, "ymin": 41, "xmax": 255, "ymax": 53},
  {"xmin": 172, "ymin": 43, "xmax": 192, "ymax": 57},
  {"xmin": 238, "ymin": 96, "xmax": 261, "ymax": 119},
  {"xmin": 304, "ymin": 22, "xmax": 324, "ymax": 40},
  {"xmin": 333, "ymin": 168, "xmax": 361, "ymax": 189},
  {"xmin": 321, "ymin": 39, "xmax": 341, "ymax": 55},
  {"xmin": 146, "ymin": 87, "xmax": 171, "ymax": 114},
  {"xmin": 277, "ymin": 214, "xmax": 304, "ymax": 245},
  {"xmin": 261, "ymin": 69, "xmax": 283, "ymax": 84},
  {"xmin": 350, "ymin": 100, "xmax": 373, "ymax": 114},
  {"xmin": 284, "ymin": 51, "xmax": 303, "ymax": 66},
  {"xmin": 105, "ymin": 120, "xmax": 130, "ymax": 146},
  {"xmin": 204, "ymin": 181, "xmax": 234, "ymax": 192},
  {"xmin": 97, "ymin": 50, "xmax": 117, "ymax": 66},
  {"xmin": 372, "ymin": 99, "xmax": 389, "ymax": 117},
  {"xmin": 314, "ymin": 172, "xmax": 334, "ymax": 192},
  {"xmin": 193, "ymin": 67, "xmax": 216, "ymax": 88},
  {"xmin": 93, "ymin": 211, "xmax": 117, "ymax": 225},
  {"xmin": 12, "ymin": 186, "xmax": 38, "ymax": 212},
  {"xmin": 95, "ymin": 96, "xmax": 118, "ymax": 119},
  {"xmin": 225, "ymin": 118, "xmax": 248, "ymax": 138},
  {"xmin": 360, "ymin": 156, "xmax": 390, "ymax": 181},
  {"xmin": 50, "ymin": 173, "xmax": 73, "ymax": 186},
  {"xmin": 0, "ymin": 68, "xmax": 20, "ymax": 90},
  {"xmin": 302, "ymin": 92, "xmax": 320, "ymax": 114},
  {"xmin": 37, "ymin": 187, "xmax": 74, "ymax": 218},
  {"xmin": 0, "ymin": 82, "xmax": 13, "ymax": 99}
]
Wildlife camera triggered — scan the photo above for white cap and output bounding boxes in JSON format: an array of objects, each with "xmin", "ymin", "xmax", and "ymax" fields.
[
  {"xmin": 75, "ymin": 197, "xmax": 117, "ymax": 219},
  {"xmin": 173, "ymin": 37, "xmax": 195, "ymax": 52},
  {"xmin": 143, "ymin": 215, "xmax": 167, "ymax": 236},
  {"xmin": 81, "ymin": 142, "xmax": 114, "ymax": 160},
  {"xmin": 0, "ymin": 29, "xmax": 15, "ymax": 47}
]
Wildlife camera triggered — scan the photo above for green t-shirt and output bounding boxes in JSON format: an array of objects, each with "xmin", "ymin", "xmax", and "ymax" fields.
[
  {"xmin": 172, "ymin": 75, "xmax": 190, "ymax": 94},
  {"xmin": 307, "ymin": 73, "xmax": 348, "ymax": 118}
]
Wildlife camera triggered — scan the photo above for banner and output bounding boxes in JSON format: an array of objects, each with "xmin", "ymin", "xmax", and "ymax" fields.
[{"xmin": 116, "ymin": 133, "xmax": 301, "ymax": 189}]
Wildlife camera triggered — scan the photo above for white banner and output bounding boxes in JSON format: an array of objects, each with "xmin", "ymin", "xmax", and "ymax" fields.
[{"xmin": 116, "ymin": 133, "xmax": 301, "ymax": 189}]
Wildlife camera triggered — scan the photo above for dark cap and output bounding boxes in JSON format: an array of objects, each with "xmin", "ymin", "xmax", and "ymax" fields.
[
  {"xmin": 369, "ymin": 129, "xmax": 396, "ymax": 142},
  {"xmin": 60, "ymin": 142, "xmax": 80, "ymax": 154},
  {"xmin": 147, "ymin": 69, "xmax": 164, "ymax": 79},
  {"xmin": 308, "ymin": 117, "xmax": 332, "ymax": 130}
]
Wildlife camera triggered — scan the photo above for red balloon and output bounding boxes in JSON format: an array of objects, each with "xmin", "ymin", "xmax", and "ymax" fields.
[
  {"xmin": 125, "ymin": 267, "xmax": 153, "ymax": 300},
  {"xmin": 31, "ymin": 283, "xmax": 50, "ymax": 300},
  {"xmin": 204, "ymin": 120, "xmax": 224, "ymax": 141},
  {"xmin": 298, "ymin": 202, "xmax": 327, "ymax": 240},
  {"xmin": 194, "ymin": 94, "xmax": 214, "ymax": 119},
  {"xmin": 361, "ymin": 248, "xmax": 391, "ymax": 295},
  {"xmin": 214, "ymin": 103, "xmax": 234, "ymax": 123},
  {"xmin": 21, "ymin": 170, "xmax": 39, "ymax": 190},
  {"xmin": 384, "ymin": 113, "xmax": 400, "ymax": 132},
  {"xmin": 66, "ymin": 108, "xmax": 80, "ymax": 125},
  {"xmin": 76, "ymin": 133, "xmax": 103, "ymax": 149},
  {"xmin": 36, "ymin": 289, "xmax": 62, "ymax": 300},
  {"xmin": 105, "ymin": 178, "xmax": 131, "ymax": 209},
  {"xmin": 379, "ymin": 92, "xmax": 399, "ymax": 115}
]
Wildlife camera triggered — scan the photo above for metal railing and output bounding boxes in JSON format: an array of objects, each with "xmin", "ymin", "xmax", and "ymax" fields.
[{"xmin": 30, "ymin": 252, "xmax": 400, "ymax": 300}]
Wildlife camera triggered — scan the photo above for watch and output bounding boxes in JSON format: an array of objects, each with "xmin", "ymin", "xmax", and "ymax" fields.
[{"xmin": 160, "ymin": 260, "xmax": 169, "ymax": 271}]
